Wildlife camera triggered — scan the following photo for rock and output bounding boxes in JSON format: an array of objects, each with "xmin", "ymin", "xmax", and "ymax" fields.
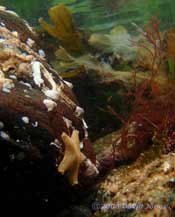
[
  {"xmin": 93, "ymin": 149, "xmax": 175, "ymax": 217},
  {"xmin": 0, "ymin": 8, "xmax": 97, "ymax": 216}
]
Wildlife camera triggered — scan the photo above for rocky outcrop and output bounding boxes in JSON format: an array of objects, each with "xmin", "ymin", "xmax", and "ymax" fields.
[
  {"xmin": 93, "ymin": 142, "xmax": 175, "ymax": 217},
  {"xmin": 0, "ymin": 7, "xmax": 98, "ymax": 216}
]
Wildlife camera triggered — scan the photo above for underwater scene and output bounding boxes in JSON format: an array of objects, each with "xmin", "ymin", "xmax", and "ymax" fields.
[{"xmin": 1, "ymin": 0, "xmax": 175, "ymax": 216}]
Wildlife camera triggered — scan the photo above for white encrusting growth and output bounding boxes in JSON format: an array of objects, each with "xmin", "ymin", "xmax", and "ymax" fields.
[
  {"xmin": 21, "ymin": 116, "xmax": 29, "ymax": 124},
  {"xmin": 63, "ymin": 116, "xmax": 72, "ymax": 129},
  {"xmin": 38, "ymin": 49, "xmax": 46, "ymax": 58},
  {"xmin": 75, "ymin": 106, "xmax": 84, "ymax": 117},
  {"xmin": 163, "ymin": 161, "xmax": 171, "ymax": 173},
  {"xmin": 82, "ymin": 118, "xmax": 88, "ymax": 138},
  {"xmin": 0, "ymin": 131, "xmax": 10, "ymax": 140},
  {"xmin": 31, "ymin": 61, "xmax": 61, "ymax": 100},
  {"xmin": 43, "ymin": 99, "xmax": 57, "ymax": 112},
  {"xmin": 50, "ymin": 139, "xmax": 62, "ymax": 150},
  {"xmin": 0, "ymin": 38, "xmax": 5, "ymax": 43},
  {"xmin": 40, "ymin": 64, "xmax": 61, "ymax": 100},
  {"xmin": 31, "ymin": 61, "xmax": 44, "ymax": 87},
  {"xmin": 9, "ymin": 75, "xmax": 17, "ymax": 80},
  {"xmin": 25, "ymin": 95, "xmax": 31, "ymax": 98},
  {"xmin": 50, "ymin": 142, "xmax": 60, "ymax": 149},
  {"xmin": 44, "ymin": 89, "xmax": 60, "ymax": 100},
  {"xmin": 82, "ymin": 119, "xmax": 88, "ymax": 129},
  {"xmin": 63, "ymin": 80, "xmax": 73, "ymax": 89},
  {"xmin": 0, "ymin": 22, "xmax": 5, "ymax": 27},
  {"xmin": 19, "ymin": 81, "xmax": 32, "ymax": 89},
  {"xmin": 80, "ymin": 141, "xmax": 84, "ymax": 149},
  {"xmin": 32, "ymin": 121, "xmax": 38, "ymax": 127},
  {"xmin": 2, "ymin": 80, "xmax": 15, "ymax": 93},
  {"xmin": 26, "ymin": 38, "xmax": 35, "ymax": 47}
]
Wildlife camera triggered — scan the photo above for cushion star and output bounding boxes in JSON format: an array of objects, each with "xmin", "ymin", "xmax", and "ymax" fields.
[{"xmin": 58, "ymin": 130, "xmax": 85, "ymax": 185}]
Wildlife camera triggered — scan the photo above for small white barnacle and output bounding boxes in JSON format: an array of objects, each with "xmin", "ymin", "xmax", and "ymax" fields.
[
  {"xmin": 0, "ymin": 131, "xmax": 10, "ymax": 140},
  {"xmin": 38, "ymin": 49, "xmax": 46, "ymax": 58},
  {"xmin": 25, "ymin": 95, "xmax": 31, "ymax": 98},
  {"xmin": 63, "ymin": 80, "xmax": 73, "ymax": 89},
  {"xmin": 0, "ymin": 38, "xmax": 5, "ymax": 43},
  {"xmin": 9, "ymin": 75, "xmax": 17, "ymax": 80},
  {"xmin": 82, "ymin": 118, "xmax": 88, "ymax": 129},
  {"xmin": 43, "ymin": 99, "xmax": 57, "ymax": 112},
  {"xmin": 26, "ymin": 38, "xmax": 35, "ymax": 47},
  {"xmin": 2, "ymin": 80, "xmax": 15, "ymax": 93},
  {"xmin": 43, "ymin": 89, "xmax": 61, "ymax": 100},
  {"xmin": 0, "ymin": 21, "xmax": 5, "ymax": 27},
  {"xmin": 32, "ymin": 121, "xmax": 38, "ymax": 127},
  {"xmin": 75, "ymin": 106, "xmax": 84, "ymax": 118},
  {"xmin": 21, "ymin": 116, "xmax": 29, "ymax": 124},
  {"xmin": 19, "ymin": 81, "xmax": 32, "ymax": 89},
  {"xmin": 80, "ymin": 141, "xmax": 84, "ymax": 149},
  {"xmin": 63, "ymin": 116, "xmax": 72, "ymax": 129},
  {"xmin": 50, "ymin": 142, "xmax": 60, "ymax": 149}
]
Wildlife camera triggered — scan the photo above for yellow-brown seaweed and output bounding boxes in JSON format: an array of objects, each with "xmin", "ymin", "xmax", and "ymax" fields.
[{"xmin": 39, "ymin": 4, "xmax": 84, "ymax": 53}]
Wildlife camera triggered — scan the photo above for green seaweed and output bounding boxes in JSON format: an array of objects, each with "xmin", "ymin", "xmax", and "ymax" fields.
[{"xmin": 1, "ymin": 0, "xmax": 175, "ymax": 33}]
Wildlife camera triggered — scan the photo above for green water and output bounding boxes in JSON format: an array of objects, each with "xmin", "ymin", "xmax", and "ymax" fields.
[{"xmin": 0, "ymin": 0, "xmax": 175, "ymax": 33}]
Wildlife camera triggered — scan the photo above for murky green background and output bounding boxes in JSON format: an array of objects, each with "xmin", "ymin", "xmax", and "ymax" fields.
[{"xmin": 0, "ymin": 0, "xmax": 175, "ymax": 33}]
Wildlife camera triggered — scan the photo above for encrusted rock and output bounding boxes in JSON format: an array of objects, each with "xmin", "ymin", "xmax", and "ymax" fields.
[{"xmin": 0, "ymin": 8, "xmax": 98, "ymax": 216}]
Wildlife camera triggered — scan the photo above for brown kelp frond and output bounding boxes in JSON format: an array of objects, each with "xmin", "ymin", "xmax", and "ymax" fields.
[
  {"xmin": 52, "ymin": 46, "xmax": 115, "ymax": 78},
  {"xmin": 53, "ymin": 46, "xmax": 164, "ymax": 85},
  {"xmin": 39, "ymin": 4, "xmax": 84, "ymax": 53}
]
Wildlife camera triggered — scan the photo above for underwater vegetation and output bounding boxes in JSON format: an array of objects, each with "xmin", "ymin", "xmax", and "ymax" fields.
[
  {"xmin": 104, "ymin": 17, "xmax": 175, "ymax": 163},
  {"xmin": 39, "ymin": 3, "xmax": 175, "ymax": 147},
  {"xmin": 51, "ymin": 0, "xmax": 175, "ymax": 33},
  {"xmin": 1, "ymin": 0, "xmax": 175, "ymax": 33},
  {"xmin": 88, "ymin": 25, "xmax": 137, "ymax": 61},
  {"xmin": 33, "ymin": 2, "xmax": 175, "ymax": 163},
  {"xmin": 2, "ymin": 1, "xmax": 175, "ymax": 216},
  {"xmin": 39, "ymin": 4, "xmax": 85, "ymax": 53}
]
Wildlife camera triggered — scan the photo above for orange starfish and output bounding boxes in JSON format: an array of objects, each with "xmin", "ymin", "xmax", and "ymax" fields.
[{"xmin": 58, "ymin": 130, "xmax": 85, "ymax": 185}]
